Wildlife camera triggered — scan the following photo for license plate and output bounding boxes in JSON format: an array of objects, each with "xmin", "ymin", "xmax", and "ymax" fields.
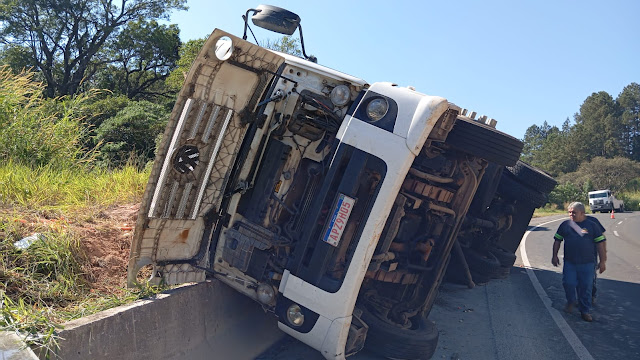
[{"xmin": 322, "ymin": 194, "xmax": 356, "ymax": 247}]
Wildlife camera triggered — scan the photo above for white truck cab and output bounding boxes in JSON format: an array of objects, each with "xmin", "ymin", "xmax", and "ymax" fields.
[
  {"xmin": 588, "ymin": 189, "xmax": 624, "ymax": 213},
  {"xmin": 127, "ymin": 5, "xmax": 526, "ymax": 359}
]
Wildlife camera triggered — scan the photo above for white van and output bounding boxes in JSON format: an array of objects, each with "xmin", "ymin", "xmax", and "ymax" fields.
[{"xmin": 588, "ymin": 189, "xmax": 624, "ymax": 213}]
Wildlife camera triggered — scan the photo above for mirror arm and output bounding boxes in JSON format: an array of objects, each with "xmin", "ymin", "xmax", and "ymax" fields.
[
  {"xmin": 242, "ymin": 8, "xmax": 261, "ymax": 40},
  {"xmin": 297, "ymin": 24, "xmax": 317, "ymax": 63}
]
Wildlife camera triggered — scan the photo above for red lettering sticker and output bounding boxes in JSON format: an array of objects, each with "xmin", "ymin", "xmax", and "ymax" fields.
[{"xmin": 322, "ymin": 194, "xmax": 356, "ymax": 247}]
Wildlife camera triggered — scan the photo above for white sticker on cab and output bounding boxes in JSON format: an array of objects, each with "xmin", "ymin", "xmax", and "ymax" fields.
[{"xmin": 322, "ymin": 193, "xmax": 356, "ymax": 247}]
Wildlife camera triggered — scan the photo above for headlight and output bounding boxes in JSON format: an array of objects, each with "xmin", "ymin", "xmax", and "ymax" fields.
[
  {"xmin": 366, "ymin": 98, "xmax": 389, "ymax": 122},
  {"xmin": 256, "ymin": 283, "xmax": 275, "ymax": 305},
  {"xmin": 330, "ymin": 85, "xmax": 350, "ymax": 106},
  {"xmin": 287, "ymin": 304, "xmax": 305, "ymax": 326}
]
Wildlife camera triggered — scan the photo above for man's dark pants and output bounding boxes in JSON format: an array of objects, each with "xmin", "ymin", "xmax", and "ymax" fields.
[{"xmin": 563, "ymin": 261, "xmax": 595, "ymax": 314}]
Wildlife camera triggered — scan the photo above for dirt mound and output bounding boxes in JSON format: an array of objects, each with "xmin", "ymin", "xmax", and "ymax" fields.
[{"xmin": 76, "ymin": 204, "xmax": 139, "ymax": 294}]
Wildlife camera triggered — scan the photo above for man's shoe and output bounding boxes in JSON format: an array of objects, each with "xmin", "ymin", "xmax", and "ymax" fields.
[
  {"xmin": 564, "ymin": 302, "xmax": 576, "ymax": 313},
  {"xmin": 581, "ymin": 313, "xmax": 593, "ymax": 322}
]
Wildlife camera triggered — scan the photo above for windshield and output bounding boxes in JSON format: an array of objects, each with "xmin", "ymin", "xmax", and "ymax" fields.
[{"xmin": 589, "ymin": 193, "xmax": 608, "ymax": 199}]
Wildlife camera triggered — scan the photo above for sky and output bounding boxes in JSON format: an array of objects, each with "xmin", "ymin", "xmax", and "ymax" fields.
[{"xmin": 167, "ymin": 0, "xmax": 640, "ymax": 140}]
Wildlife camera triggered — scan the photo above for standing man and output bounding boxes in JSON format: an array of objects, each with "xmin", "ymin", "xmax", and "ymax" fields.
[
  {"xmin": 586, "ymin": 215, "xmax": 606, "ymax": 305},
  {"xmin": 552, "ymin": 202, "xmax": 606, "ymax": 322}
]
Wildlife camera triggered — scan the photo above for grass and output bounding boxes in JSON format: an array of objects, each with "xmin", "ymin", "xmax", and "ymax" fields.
[
  {"xmin": 0, "ymin": 162, "xmax": 165, "ymax": 355},
  {"xmin": 0, "ymin": 161, "xmax": 149, "ymax": 210}
]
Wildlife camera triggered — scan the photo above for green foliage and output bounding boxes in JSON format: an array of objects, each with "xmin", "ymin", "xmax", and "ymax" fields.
[
  {"xmin": 94, "ymin": 20, "xmax": 181, "ymax": 101},
  {"xmin": 166, "ymin": 38, "xmax": 207, "ymax": 92},
  {"xmin": 618, "ymin": 83, "xmax": 640, "ymax": 161},
  {"xmin": 0, "ymin": 0, "xmax": 187, "ymax": 97},
  {"xmin": 0, "ymin": 44, "xmax": 38, "ymax": 73},
  {"xmin": 618, "ymin": 191, "xmax": 640, "ymax": 211},
  {"xmin": 262, "ymin": 36, "xmax": 303, "ymax": 57},
  {"xmin": 522, "ymin": 82, "xmax": 640, "ymax": 180},
  {"xmin": 0, "ymin": 162, "xmax": 149, "ymax": 208},
  {"xmin": 0, "ymin": 67, "xmax": 90, "ymax": 169},
  {"xmin": 548, "ymin": 182, "xmax": 585, "ymax": 209},
  {"xmin": 94, "ymin": 101, "xmax": 169, "ymax": 168},
  {"xmin": 557, "ymin": 156, "xmax": 640, "ymax": 192},
  {"xmin": 0, "ymin": 202, "xmax": 163, "ymax": 351}
]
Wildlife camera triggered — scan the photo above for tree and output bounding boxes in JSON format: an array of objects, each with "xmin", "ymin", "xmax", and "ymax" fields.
[
  {"xmin": 95, "ymin": 100, "xmax": 169, "ymax": 168},
  {"xmin": 558, "ymin": 156, "xmax": 640, "ymax": 192},
  {"xmin": 92, "ymin": 20, "xmax": 181, "ymax": 101},
  {"xmin": 617, "ymin": 83, "xmax": 640, "ymax": 161},
  {"xmin": 262, "ymin": 36, "xmax": 303, "ymax": 57},
  {"xmin": 573, "ymin": 91, "xmax": 623, "ymax": 160},
  {"xmin": 166, "ymin": 37, "xmax": 207, "ymax": 92},
  {"xmin": 0, "ymin": 44, "xmax": 38, "ymax": 73},
  {"xmin": 0, "ymin": 0, "xmax": 187, "ymax": 97},
  {"xmin": 521, "ymin": 121, "xmax": 553, "ymax": 164}
]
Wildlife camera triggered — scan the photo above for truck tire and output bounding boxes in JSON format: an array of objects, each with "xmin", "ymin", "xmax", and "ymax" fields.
[
  {"xmin": 489, "ymin": 246, "xmax": 517, "ymax": 268},
  {"xmin": 491, "ymin": 266, "xmax": 511, "ymax": 279},
  {"xmin": 506, "ymin": 160, "xmax": 557, "ymax": 194},
  {"xmin": 446, "ymin": 116, "xmax": 523, "ymax": 167},
  {"xmin": 463, "ymin": 248, "xmax": 501, "ymax": 277},
  {"xmin": 471, "ymin": 270, "xmax": 491, "ymax": 285},
  {"xmin": 360, "ymin": 306, "xmax": 439, "ymax": 360},
  {"xmin": 497, "ymin": 172, "xmax": 548, "ymax": 208}
]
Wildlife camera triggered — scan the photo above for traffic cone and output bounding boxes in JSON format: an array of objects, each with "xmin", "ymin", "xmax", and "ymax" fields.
[{"xmin": 610, "ymin": 208, "xmax": 615, "ymax": 219}]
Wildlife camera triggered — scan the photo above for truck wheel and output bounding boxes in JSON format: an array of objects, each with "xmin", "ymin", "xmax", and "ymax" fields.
[
  {"xmin": 497, "ymin": 172, "xmax": 548, "ymax": 208},
  {"xmin": 471, "ymin": 270, "xmax": 491, "ymax": 284},
  {"xmin": 360, "ymin": 306, "xmax": 439, "ymax": 360},
  {"xmin": 506, "ymin": 160, "xmax": 557, "ymax": 194},
  {"xmin": 489, "ymin": 246, "xmax": 517, "ymax": 267},
  {"xmin": 463, "ymin": 248, "xmax": 501, "ymax": 276},
  {"xmin": 491, "ymin": 266, "xmax": 511, "ymax": 279},
  {"xmin": 445, "ymin": 116, "xmax": 523, "ymax": 167}
]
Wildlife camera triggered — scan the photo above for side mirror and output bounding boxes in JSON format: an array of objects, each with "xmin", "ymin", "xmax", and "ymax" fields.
[
  {"xmin": 251, "ymin": 5, "xmax": 300, "ymax": 35},
  {"xmin": 242, "ymin": 5, "xmax": 316, "ymax": 63}
]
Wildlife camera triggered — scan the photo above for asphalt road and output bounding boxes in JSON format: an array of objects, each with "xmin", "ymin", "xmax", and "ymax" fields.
[{"xmin": 257, "ymin": 212, "xmax": 640, "ymax": 360}]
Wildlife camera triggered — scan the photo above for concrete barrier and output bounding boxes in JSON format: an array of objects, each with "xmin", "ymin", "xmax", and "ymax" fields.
[
  {"xmin": 44, "ymin": 280, "xmax": 285, "ymax": 360},
  {"xmin": 1, "ymin": 331, "xmax": 39, "ymax": 360}
]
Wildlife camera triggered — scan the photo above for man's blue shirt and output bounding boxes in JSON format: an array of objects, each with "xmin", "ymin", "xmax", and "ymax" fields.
[{"xmin": 554, "ymin": 219, "xmax": 605, "ymax": 264}]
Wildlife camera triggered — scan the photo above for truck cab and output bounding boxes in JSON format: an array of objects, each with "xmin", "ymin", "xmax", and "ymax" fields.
[
  {"xmin": 588, "ymin": 189, "xmax": 624, "ymax": 213},
  {"xmin": 127, "ymin": 5, "xmax": 525, "ymax": 359}
]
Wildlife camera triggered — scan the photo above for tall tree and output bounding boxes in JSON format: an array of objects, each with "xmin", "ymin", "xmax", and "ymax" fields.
[
  {"xmin": 0, "ymin": 0, "xmax": 187, "ymax": 97},
  {"xmin": 92, "ymin": 20, "xmax": 181, "ymax": 100},
  {"xmin": 573, "ymin": 91, "xmax": 623, "ymax": 160},
  {"xmin": 521, "ymin": 121, "xmax": 553, "ymax": 164},
  {"xmin": 617, "ymin": 83, "xmax": 640, "ymax": 161}
]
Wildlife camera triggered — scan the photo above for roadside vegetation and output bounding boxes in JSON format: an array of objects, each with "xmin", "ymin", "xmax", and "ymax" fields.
[
  {"xmin": 0, "ymin": 0, "xmax": 637, "ymax": 355},
  {"xmin": 0, "ymin": 68, "xmax": 165, "ymax": 354},
  {"xmin": 522, "ymin": 83, "xmax": 640, "ymax": 211}
]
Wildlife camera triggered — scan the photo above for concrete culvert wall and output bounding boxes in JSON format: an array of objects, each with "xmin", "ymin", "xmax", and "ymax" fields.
[{"xmin": 43, "ymin": 280, "xmax": 284, "ymax": 360}]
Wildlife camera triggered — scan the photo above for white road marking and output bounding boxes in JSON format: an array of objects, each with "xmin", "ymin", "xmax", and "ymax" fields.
[
  {"xmin": 520, "ymin": 218, "xmax": 595, "ymax": 360},
  {"xmin": 614, "ymin": 230, "xmax": 620, "ymax": 237},
  {"xmin": 617, "ymin": 221, "xmax": 623, "ymax": 225}
]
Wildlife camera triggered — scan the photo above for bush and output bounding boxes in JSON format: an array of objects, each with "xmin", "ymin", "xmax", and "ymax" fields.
[
  {"xmin": 558, "ymin": 157, "xmax": 640, "ymax": 192},
  {"xmin": 0, "ymin": 67, "xmax": 89, "ymax": 169},
  {"xmin": 94, "ymin": 100, "xmax": 169, "ymax": 168},
  {"xmin": 548, "ymin": 182, "xmax": 585, "ymax": 209},
  {"xmin": 619, "ymin": 191, "xmax": 640, "ymax": 211}
]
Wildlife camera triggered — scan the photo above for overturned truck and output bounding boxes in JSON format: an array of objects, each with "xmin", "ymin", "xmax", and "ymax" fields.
[{"xmin": 128, "ymin": 5, "xmax": 555, "ymax": 360}]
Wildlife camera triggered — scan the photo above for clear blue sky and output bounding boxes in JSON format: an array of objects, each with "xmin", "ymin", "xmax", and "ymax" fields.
[{"xmin": 168, "ymin": 0, "xmax": 640, "ymax": 139}]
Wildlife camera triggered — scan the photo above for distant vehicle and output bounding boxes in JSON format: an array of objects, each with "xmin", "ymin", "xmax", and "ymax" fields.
[{"xmin": 588, "ymin": 189, "xmax": 624, "ymax": 213}]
